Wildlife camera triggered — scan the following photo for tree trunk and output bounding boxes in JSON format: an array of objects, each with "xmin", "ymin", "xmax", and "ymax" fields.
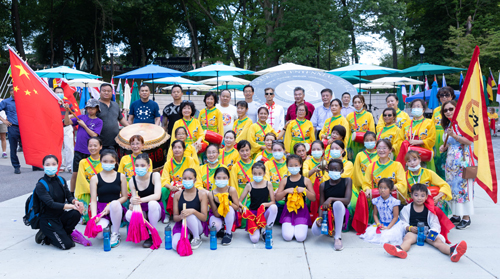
[
  {"xmin": 390, "ymin": 29, "xmax": 397, "ymax": 69},
  {"xmin": 262, "ymin": 0, "xmax": 284, "ymax": 67},
  {"xmin": 49, "ymin": 0, "xmax": 54, "ymax": 67},
  {"xmin": 181, "ymin": 0, "xmax": 200, "ymax": 68},
  {"xmin": 11, "ymin": 0, "xmax": 25, "ymax": 59},
  {"xmin": 340, "ymin": 0, "xmax": 358, "ymax": 64},
  {"xmin": 93, "ymin": 7, "xmax": 100, "ymax": 72},
  {"xmin": 59, "ymin": 36, "xmax": 64, "ymax": 66}
]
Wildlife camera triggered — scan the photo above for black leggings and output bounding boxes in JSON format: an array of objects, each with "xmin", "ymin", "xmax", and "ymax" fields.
[{"xmin": 39, "ymin": 210, "xmax": 81, "ymax": 250}]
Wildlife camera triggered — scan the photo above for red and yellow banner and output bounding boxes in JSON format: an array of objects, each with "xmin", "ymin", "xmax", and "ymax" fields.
[{"xmin": 452, "ymin": 46, "xmax": 498, "ymax": 203}]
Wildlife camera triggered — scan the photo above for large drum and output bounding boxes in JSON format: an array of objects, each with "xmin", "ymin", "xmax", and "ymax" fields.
[
  {"xmin": 116, "ymin": 123, "xmax": 170, "ymax": 172},
  {"xmin": 351, "ymin": 132, "xmax": 365, "ymax": 143},
  {"xmin": 205, "ymin": 130, "xmax": 223, "ymax": 145},
  {"xmin": 408, "ymin": 146, "xmax": 433, "ymax": 162}
]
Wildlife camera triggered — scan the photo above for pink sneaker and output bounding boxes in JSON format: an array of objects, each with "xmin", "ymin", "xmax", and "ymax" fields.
[{"xmin": 71, "ymin": 230, "xmax": 92, "ymax": 246}]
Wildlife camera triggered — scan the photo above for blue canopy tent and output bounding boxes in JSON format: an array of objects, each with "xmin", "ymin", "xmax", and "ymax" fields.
[{"xmin": 406, "ymin": 89, "xmax": 460, "ymax": 102}]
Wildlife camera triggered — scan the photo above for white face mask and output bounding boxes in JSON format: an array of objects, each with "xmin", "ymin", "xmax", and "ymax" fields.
[{"xmin": 412, "ymin": 108, "xmax": 423, "ymax": 117}]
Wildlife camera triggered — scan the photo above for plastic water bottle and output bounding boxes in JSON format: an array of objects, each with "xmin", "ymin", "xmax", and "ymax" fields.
[
  {"xmin": 265, "ymin": 222, "xmax": 273, "ymax": 249},
  {"xmin": 103, "ymin": 227, "xmax": 111, "ymax": 252},
  {"xmin": 321, "ymin": 211, "xmax": 329, "ymax": 235},
  {"xmin": 210, "ymin": 223, "xmax": 217, "ymax": 250},
  {"xmin": 164, "ymin": 224, "xmax": 172, "ymax": 250},
  {"xmin": 417, "ymin": 221, "xmax": 425, "ymax": 246}
]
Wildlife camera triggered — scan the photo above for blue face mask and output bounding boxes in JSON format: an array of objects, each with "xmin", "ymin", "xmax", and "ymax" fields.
[
  {"xmin": 311, "ymin": 150, "xmax": 323, "ymax": 159},
  {"xmin": 207, "ymin": 158, "xmax": 218, "ymax": 164},
  {"xmin": 56, "ymin": 93, "xmax": 64, "ymax": 99},
  {"xmin": 329, "ymin": 171, "xmax": 342, "ymax": 180},
  {"xmin": 44, "ymin": 166, "xmax": 58, "ymax": 176},
  {"xmin": 408, "ymin": 165, "xmax": 420, "ymax": 172},
  {"xmin": 102, "ymin": 163, "xmax": 115, "ymax": 171},
  {"xmin": 253, "ymin": 176, "xmax": 263, "ymax": 183},
  {"xmin": 135, "ymin": 167, "xmax": 148, "ymax": 177},
  {"xmin": 182, "ymin": 180, "xmax": 194, "ymax": 189},
  {"xmin": 330, "ymin": 149, "xmax": 341, "ymax": 159},
  {"xmin": 411, "ymin": 108, "xmax": 423, "ymax": 117},
  {"xmin": 273, "ymin": 152, "xmax": 284, "ymax": 161},
  {"xmin": 364, "ymin": 141, "xmax": 376, "ymax": 149},
  {"xmin": 355, "ymin": 108, "xmax": 363, "ymax": 113},
  {"xmin": 215, "ymin": 180, "xmax": 228, "ymax": 188},
  {"xmin": 288, "ymin": 167, "xmax": 300, "ymax": 175}
]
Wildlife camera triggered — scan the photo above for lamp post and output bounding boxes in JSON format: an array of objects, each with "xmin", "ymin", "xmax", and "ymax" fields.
[{"xmin": 419, "ymin": 45, "xmax": 425, "ymax": 64}]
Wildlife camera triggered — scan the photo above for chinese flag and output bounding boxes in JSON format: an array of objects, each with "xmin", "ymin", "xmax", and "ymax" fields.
[
  {"xmin": 8, "ymin": 47, "xmax": 63, "ymax": 168},
  {"xmin": 452, "ymin": 46, "xmax": 498, "ymax": 203},
  {"xmin": 60, "ymin": 79, "xmax": 81, "ymax": 116}
]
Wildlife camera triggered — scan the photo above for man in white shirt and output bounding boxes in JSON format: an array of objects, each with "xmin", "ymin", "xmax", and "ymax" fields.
[
  {"xmin": 216, "ymin": 89, "xmax": 238, "ymax": 134},
  {"xmin": 261, "ymin": 87, "xmax": 285, "ymax": 133},
  {"xmin": 243, "ymin": 85, "xmax": 260, "ymax": 123},
  {"xmin": 340, "ymin": 92, "xmax": 355, "ymax": 118},
  {"xmin": 311, "ymin": 88, "xmax": 333, "ymax": 135}
]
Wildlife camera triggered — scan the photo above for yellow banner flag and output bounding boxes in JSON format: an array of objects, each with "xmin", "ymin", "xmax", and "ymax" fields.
[{"xmin": 452, "ymin": 46, "xmax": 497, "ymax": 203}]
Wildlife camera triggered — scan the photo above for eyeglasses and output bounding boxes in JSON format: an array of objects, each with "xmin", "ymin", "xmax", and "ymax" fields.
[
  {"xmin": 439, "ymin": 93, "xmax": 451, "ymax": 98},
  {"xmin": 383, "ymin": 114, "xmax": 393, "ymax": 117},
  {"xmin": 265, "ymin": 93, "xmax": 274, "ymax": 95},
  {"xmin": 272, "ymin": 140, "xmax": 284, "ymax": 144},
  {"xmin": 442, "ymin": 107, "xmax": 454, "ymax": 113}
]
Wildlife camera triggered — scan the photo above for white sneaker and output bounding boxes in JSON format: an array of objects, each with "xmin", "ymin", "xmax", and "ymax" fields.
[
  {"xmin": 110, "ymin": 232, "xmax": 120, "ymax": 248},
  {"xmin": 162, "ymin": 215, "xmax": 170, "ymax": 224},
  {"xmin": 191, "ymin": 238, "xmax": 202, "ymax": 250}
]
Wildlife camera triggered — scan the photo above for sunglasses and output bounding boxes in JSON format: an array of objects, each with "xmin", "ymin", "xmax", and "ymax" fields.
[
  {"xmin": 439, "ymin": 93, "xmax": 451, "ymax": 98},
  {"xmin": 383, "ymin": 114, "xmax": 394, "ymax": 117},
  {"xmin": 443, "ymin": 107, "xmax": 454, "ymax": 113},
  {"xmin": 265, "ymin": 93, "xmax": 274, "ymax": 95}
]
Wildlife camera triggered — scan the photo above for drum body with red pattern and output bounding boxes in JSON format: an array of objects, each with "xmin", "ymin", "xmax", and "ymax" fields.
[
  {"xmin": 205, "ymin": 130, "xmax": 223, "ymax": 145},
  {"xmin": 352, "ymin": 132, "xmax": 366, "ymax": 143}
]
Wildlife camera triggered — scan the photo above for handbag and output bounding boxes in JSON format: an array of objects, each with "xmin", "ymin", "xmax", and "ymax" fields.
[{"xmin": 462, "ymin": 145, "xmax": 477, "ymax": 179}]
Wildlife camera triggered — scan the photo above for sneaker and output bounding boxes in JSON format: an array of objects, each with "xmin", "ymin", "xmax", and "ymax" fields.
[
  {"xmin": 216, "ymin": 228, "xmax": 225, "ymax": 239},
  {"xmin": 143, "ymin": 235, "xmax": 153, "ymax": 248},
  {"xmin": 110, "ymin": 232, "xmax": 120, "ymax": 248},
  {"xmin": 162, "ymin": 215, "xmax": 170, "ymax": 224},
  {"xmin": 384, "ymin": 243, "xmax": 407, "ymax": 259},
  {"xmin": 449, "ymin": 216, "xmax": 461, "ymax": 224},
  {"xmin": 2, "ymin": 152, "xmax": 7, "ymax": 158},
  {"xmin": 260, "ymin": 228, "xmax": 266, "ymax": 242},
  {"xmin": 334, "ymin": 238, "xmax": 344, "ymax": 251},
  {"xmin": 221, "ymin": 233, "xmax": 232, "ymax": 246},
  {"xmin": 450, "ymin": 241, "xmax": 467, "ymax": 262},
  {"xmin": 456, "ymin": 219, "xmax": 471, "ymax": 230},
  {"xmin": 14, "ymin": 168, "xmax": 20, "ymax": 174},
  {"xmin": 190, "ymin": 238, "xmax": 202, "ymax": 250},
  {"xmin": 35, "ymin": 230, "xmax": 45, "ymax": 244}
]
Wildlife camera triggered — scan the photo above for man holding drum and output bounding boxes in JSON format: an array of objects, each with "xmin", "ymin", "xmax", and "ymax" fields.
[
  {"xmin": 128, "ymin": 84, "xmax": 161, "ymax": 125},
  {"xmin": 97, "ymin": 83, "xmax": 129, "ymax": 152}
]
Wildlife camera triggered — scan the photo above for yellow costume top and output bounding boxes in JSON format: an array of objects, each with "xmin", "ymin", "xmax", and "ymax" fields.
[
  {"xmin": 199, "ymin": 107, "xmax": 224, "ymax": 136},
  {"xmin": 352, "ymin": 150, "xmax": 378, "ymax": 191},
  {"xmin": 284, "ymin": 119, "xmax": 316, "ymax": 154},
  {"xmin": 303, "ymin": 157, "xmax": 329, "ymax": 186},
  {"xmin": 402, "ymin": 118, "xmax": 436, "ymax": 151},
  {"xmin": 233, "ymin": 116, "xmax": 252, "ymax": 143},
  {"xmin": 160, "ymin": 157, "xmax": 203, "ymax": 189},
  {"xmin": 219, "ymin": 147, "xmax": 240, "ymax": 171},
  {"xmin": 376, "ymin": 109, "xmax": 410, "ymax": 131},
  {"xmin": 201, "ymin": 162, "xmax": 227, "ymax": 190},
  {"xmin": 362, "ymin": 159, "xmax": 408, "ymax": 200},
  {"xmin": 346, "ymin": 110, "xmax": 376, "ymax": 134},
  {"xmin": 264, "ymin": 159, "xmax": 289, "ymax": 191},
  {"xmin": 172, "ymin": 117, "xmax": 205, "ymax": 146},
  {"xmin": 75, "ymin": 156, "xmax": 102, "ymax": 200},
  {"xmin": 406, "ymin": 168, "xmax": 452, "ymax": 200},
  {"xmin": 488, "ymin": 112, "xmax": 499, "ymax": 122},
  {"xmin": 319, "ymin": 114, "xmax": 351, "ymax": 148},
  {"xmin": 230, "ymin": 159, "xmax": 254, "ymax": 197},
  {"xmin": 118, "ymin": 154, "xmax": 153, "ymax": 184},
  {"xmin": 431, "ymin": 107, "xmax": 443, "ymax": 127},
  {"xmin": 323, "ymin": 157, "xmax": 354, "ymax": 180},
  {"xmin": 376, "ymin": 124, "xmax": 404, "ymax": 154},
  {"xmin": 256, "ymin": 149, "xmax": 274, "ymax": 162},
  {"xmin": 247, "ymin": 122, "xmax": 277, "ymax": 156},
  {"xmin": 166, "ymin": 144, "xmax": 199, "ymax": 166}
]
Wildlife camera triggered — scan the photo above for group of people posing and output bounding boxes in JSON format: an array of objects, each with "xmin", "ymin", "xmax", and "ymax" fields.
[{"xmin": 32, "ymin": 84, "xmax": 472, "ymax": 262}]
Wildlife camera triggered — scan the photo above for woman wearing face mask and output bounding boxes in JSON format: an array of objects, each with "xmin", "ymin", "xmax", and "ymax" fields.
[
  {"xmin": 404, "ymin": 150, "xmax": 452, "ymax": 215},
  {"xmin": 75, "ymin": 137, "xmax": 103, "ymax": 223},
  {"xmin": 201, "ymin": 144, "xmax": 227, "ymax": 190},
  {"xmin": 400, "ymin": 99, "xmax": 436, "ymax": 172},
  {"xmin": 311, "ymin": 159, "xmax": 352, "ymax": 251},
  {"xmin": 376, "ymin": 94, "xmax": 410, "ymax": 131},
  {"xmin": 346, "ymin": 95, "xmax": 375, "ymax": 162},
  {"xmin": 377, "ymin": 107, "xmax": 404, "ymax": 155},
  {"xmin": 324, "ymin": 140, "xmax": 353, "ymax": 179},
  {"xmin": 284, "ymin": 103, "xmax": 316, "ymax": 154},
  {"xmin": 439, "ymin": 100, "xmax": 474, "ymax": 229},
  {"xmin": 118, "ymin": 135, "xmax": 153, "ymax": 186},
  {"xmin": 275, "ymin": 155, "xmax": 316, "ymax": 242},
  {"xmin": 432, "ymin": 87, "xmax": 456, "ymax": 179},
  {"xmin": 230, "ymin": 140, "xmax": 255, "ymax": 197},
  {"xmin": 240, "ymin": 162, "xmax": 277, "ymax": 244},
  {"xmin": 89, "ymin": 150, "xmax": 128, "ymax": 248},
  {"xmin": 353, "ymin": 132, "xmax": 379, "ymax": 192},
  {"xmin": 172, "ymin": 101, "xmax": 205, "ymax": 149},
  {"xmin": 256, "ymin": 133, "xmax": 277, "ymax": 162},
  {"xmin": 199, "ymin": 92, "xmax": 224, "ymax": 137},
  {"xmin": 166, "ymin": 127, "xmax": 200, "ymax": 165},
  {"xmin": 219, "ymin": 131, "xmax": 240, "ymax": 171},
  {"xmin": 161, "ymin": 140, "xmax": 203, "ymax": 192},
  {"xmin": 264, "ymin": 141, "xmax": 289, "ymax": 192},
  {"xmin": 247, "ymin": 107, "xmax": 278, "ymax": 157},
  {"xmin": 294, "ymin": 143, "xmax": 310, "ymax": 162},
  {"xmin": 303, "ymin": 140, "xmax": 328, "ymax": 189},
  {"xmin": 319, "ymin": 99, "xmax": 350, "ymax": 148},
  {"xmin": 362, "ymin": 139, "xmax": 408, "ymax": 202},
  {"xmin": 126, "ymin": 153, "xmax": 163, "ymax": 248},
  {"xmin": 233, "ymin": 101, "xmax": 252, "ymax": 143},
  {"xmin": 172, "ymin": 168, "xmax": 208, "ymax": 251},
  {"xmin": 35, "ymin": 155, "xmax": 84, "ymax": 249},
  {"xmin": 208, "ymin": 167, "xmax": 239, "ymax": 246}
]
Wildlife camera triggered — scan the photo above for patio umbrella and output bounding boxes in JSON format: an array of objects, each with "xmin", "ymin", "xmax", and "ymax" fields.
[
  {"xmin": 406, "ymin": 89, "xmax": 460, "ymax": 102},
  {"xmin": 183, "ymin": 64, "xmax": 254, "ymax": 94},
  {"xmin": 370, "ymin": 77, "xmax": 424, "ymax": 86},
  {"xmin": 210, "ymin": 84, "xmax": 245, "ymax": 91},
  {"xmin": 144, "ymin": 76, "xmax": 201, "ymax": 85},
  {"xmin": 200, "ymin": 75, "xmax": 250, "ymax": 86},
  {"xmin": 115, "ymin": 64, "xmax": 183, "ymax": 101},
  {"xmin": 428, "ymin": 81, "xmax": 440, "ymax": 110},
  {"xmin": 123, "ymin": 81, "xmax": 132, "ymax": 109},
  {"xmin": 36, "ymin": 66, "xmax": 101, "ymax": 79},
  {"xmin": 253, "ymin": 62, "xmax": 324, "ymax": 76},
  {"xmin": 66, "ymin": 78, "xmax": 111, "ymax": 87},
  {"xmin": 130, "ymin": 82, "xmax": 140, "ymax": 109},
  {"xmin": 353, "ymin": 83, "xmax": 394, "ymax": 111},
  {"xmin": 327, "ymin": 63, "xmax": 401, "ymax": 93},
  {"xmin": 341, "ymin": 76, "xmax": 372, "ymax": 84}
]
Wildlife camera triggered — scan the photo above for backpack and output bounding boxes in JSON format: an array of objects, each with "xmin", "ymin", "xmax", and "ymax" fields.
[{"xmin": 23, "ymin": 176, "xmax": 65, "ymax": 230}]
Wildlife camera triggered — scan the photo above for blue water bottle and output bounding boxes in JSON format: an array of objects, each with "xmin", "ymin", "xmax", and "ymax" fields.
[
  {"xmin": 265, "ymin": 222, "xmax": 273, "ymax": 249},
  {"xmin": 210, "ymin": 223, "xmax": 217, "ymax": 250},
  {"xmin": 417, "ymin": 221, "xmax": 425, "ymax": 246},
  {"xmin": 164, "ymin": 224, "xmax": 172, "ymax": 250},
  {"xmin": 103, "ymin": 227, "xmax": 111, "ymax": 252},
  {"xmin": 321, "ymin": 211, "xmax": 329, "ymax": 235}
]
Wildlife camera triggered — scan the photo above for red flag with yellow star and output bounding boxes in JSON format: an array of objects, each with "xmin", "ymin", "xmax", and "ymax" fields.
[
  {"xmin": 60, "ymin": 79, "xmax": 81, "ymax": 116},
  {"xmin": 8, "ymin": 46, "xmax": 63, "ymax": 168},
  {"xmin": 452, "ymin": 46, "xmax": 498, "ymax": 203}
]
